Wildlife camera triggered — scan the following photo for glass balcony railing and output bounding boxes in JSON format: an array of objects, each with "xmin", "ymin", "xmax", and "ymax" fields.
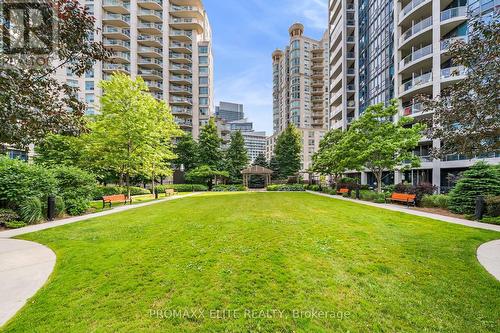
[
  {"xmin": 441, "ymin": 66, "xmax": 467, "ymax": 79},
  {"xmin": 137, "ymin": 69, "xmax": 162, "ymax": 77},
  {"xmin": 441, "ymin": 6, "xmax": 467, "ymax": 21},
  {"xmin": 400, "ymin": 44, "xmax": 432, "ymax": 68},
  {"xmin": 440, "ymin": 36, "xmax": 468, "ymax": 51},
  {"xmin": 401, "ymin": 16, "xmax": 432, "ymax": 43},
  {"xmin": 138, "ymin": 34, "xmax": 163, "ymax": 44},
  {"xmin": 400, "ymin": 0, "xmax": 429, "ymax": 21},
  {"xmin": 103, "ymin": 26, "xmax": 130, "ymax": 36},
  {"xmin": 401, "ymin": 71, "xmax": 432, "ymax": 93},
  {"xmin": 103, "ymin": 13, "xmax": 130, "ymax": 23},
  {"xmin": 103, "ymin": 39, "xmax": 130, "ymax": 48},
  {"xmin": 403, "ymin": 102, "xmax": 423, "ymax": 116}
]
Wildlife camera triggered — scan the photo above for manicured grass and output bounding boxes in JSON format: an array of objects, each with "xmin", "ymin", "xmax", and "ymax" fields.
[{"xmin": 3, "ymin": 193, "xmax": 499, "ymax": 332}]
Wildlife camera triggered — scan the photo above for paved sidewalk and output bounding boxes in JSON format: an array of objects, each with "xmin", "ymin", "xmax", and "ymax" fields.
[
  {"xmin": 477, "ymin": 240, "xmax": 500, "ymax": 281},
  {"xmin": 307, "ymin": 191, "xmax": 500, "ymax": 232},
  {"xmin": 0, "ymin": 193, "xmax": 201, "ymax": 239},
  {"xmin": 0, "ymin": 239, "xmax": 56, "ymax": 327}
]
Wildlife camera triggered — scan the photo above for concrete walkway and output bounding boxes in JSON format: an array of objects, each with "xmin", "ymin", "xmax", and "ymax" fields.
[
  {"xmin": 477, "ymin": 240, "xmax": 500, "ymax": 281},
  {"xmin": 0, "ymin": 239, "xmax": 56, "ymax": 327},
  {"xmin": 307, "ymin": 191, "xmax": 500, "ymax": 281},
  {"xmin": 0, "ymin": 193, "xmax": 200, "ymax": 328}
]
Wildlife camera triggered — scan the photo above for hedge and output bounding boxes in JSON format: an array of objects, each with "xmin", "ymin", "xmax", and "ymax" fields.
[
  {"xmin": 157, "ymin": 184, "xmax": 208, "ymax": 192},
  {"xmin": 267, "ymin": 184, "xmax": 305, "ymax": 192},
  {"xmin": 421, "ymin": 195, "xmax": 450, "ymax": 209},
  {"xmin": 212, "ymin": 185, "xmax": 246, "ymax": 192}
]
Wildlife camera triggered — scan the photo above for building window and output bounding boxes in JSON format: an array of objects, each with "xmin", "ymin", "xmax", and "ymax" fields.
[
  {"xmin": 199, "ymin": 66, "xmax": 209, "ymax": 74},
  {"xmin": 199, "ymin": 107, "xmax": 208, "ymax": 116},
  {"xmin": 85, "ymin": 69, "xmax": 94, "ymax": 78},
  {"xmin": 199, "ymin": 87, "xmax": 208, "ymax": 95},
  {"xmin": 199, "ymin": 46, "xmax": 208, "ymax": 54},
  {"xmin": 199, "ymin": 56, "xmax": 208, "ymax": 65},
  {"xmin": 85, "ymin": 81, "xmax": 94, "ymax": 91},
  {"xmin": 199, "ymin": 97, "xmax": 208, "ymax": 105},
  {"xmin": 199, "ymin": 77, "xmax": 208, "ymax": 85},
  {"xmin": 85, "ymin": 94, "xmax": 94, "ymax": 104}
]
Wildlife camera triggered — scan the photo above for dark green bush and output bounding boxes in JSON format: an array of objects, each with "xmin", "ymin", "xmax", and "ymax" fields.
[
  {"xmin": 19, "ymin": 197, "xmax": 43, "ymax": 224},
  {"xmin": 485, "ymin": 196, "xmax": 500, "ymax": 217},
  {"xmin": 421, "ymin": 195, "xmax": 450, "ymax": 209},
  {"xmin": 65, "ymin": 198, "xmax": 90, "ymax": 216},
  {"xmin": 449, "ymin": 163, "xmax": 500, "ymax": 215},
  {"xmin": 0, "ymin": 208, "xmax": 19, "ymax": 226},
  {"xmin": 0, "ymin": 157, "xmax": 57, "ymax": 208},
  {"xmin": 481, "ymin": 216, "xmax": 500, "ymax": 225},
  {"xmin": 394, "ymin": 182, "xmax": 436, "ymax": 206},
  {"xmin": 267, "ymin": 184, "xmax": 305, "ymax": 192},
  {"xmin": 126, "ymin": 186, "xmax": 151, "ymax": 196},
  {"xmin": 92, "ymin": 186, "xmax": 123, "ymax": 200},
  {"xmin": 5, "ymin": 221, "xmax": 27, "ymax": 229},
  {"xmin": 52, "ymin": 166, "xmax": 96, "ymax": 211},
  {"xmin": 163, "ymin": 184, "xmax": 208, "ymax": 192},
  {"xmin": 212, "ymin": 185, "xmax": 246, "ymax": 192},
  {"xmin": 359, "ymin": 190, "xmax": 386, "ymax": 203}
]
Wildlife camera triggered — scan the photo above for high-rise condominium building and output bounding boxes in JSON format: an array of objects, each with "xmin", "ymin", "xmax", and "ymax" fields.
[
  {"xmin": 328, "ymin": 0, "xmax": 500, "ymax": 191},
  {"xmin": 271, "ymin": 23, "xmax": 329, "ymax": 173},
  {"xmin": 59, "ymin": 0, "xmax": 214, "ymax": 139},
  {"xmin": 242, "ymin": 131, "xmax": 267, "ymax": 163}
]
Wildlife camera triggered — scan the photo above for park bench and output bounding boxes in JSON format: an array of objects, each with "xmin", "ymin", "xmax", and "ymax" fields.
[
  {"xmin": 102, "ymin": 194, "xmax": 130, "ymax": 208},
  {"xmin": 165, "ymin": 188, "xmax": 175, "ymax": 197},
  {"xmin": 337, "ymin": 188, "xmax": 349, "ymax": 195},
  {"xmin": 386, "ymin": 193, "xmax": 416, "ymax": 207}
]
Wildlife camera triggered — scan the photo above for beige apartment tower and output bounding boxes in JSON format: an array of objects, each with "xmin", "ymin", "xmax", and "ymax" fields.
[
  {"xmin": 270, "ymin": 23, "xmax": 329, "ymax": 173},
  {"xmin": 61, "ymin": 0, "xmax": 214, "ymax": 139}
]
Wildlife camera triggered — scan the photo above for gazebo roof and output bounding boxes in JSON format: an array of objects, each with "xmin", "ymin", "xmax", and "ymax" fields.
[{"xmin": 241, "ymin": 165, "xmax": 274, "ymax": 175}]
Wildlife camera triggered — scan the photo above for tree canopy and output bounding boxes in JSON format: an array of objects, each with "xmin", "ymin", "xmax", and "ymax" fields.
[
  {"xmin": 274, "ymin": 125, "xmax": 302, "ymax": 179},
  {"xmin": 0, "ymin": 0, "xmax": 109, "ymax": 146},
  {"xmin": 311, "ymin": 129, "xmax": 347, "ymax": 181},
  {"xmin": 225, "ymin": 131, "xmax": 248, "ymax": 181},
  {"xmin": 253, "ymin": 153, "xmax": 269, "ymax": 168},
  {"xmin": 173, "ymin": 133, "xmax": 199, "ymax": 172},
  {"xmin": 198, "ymin": 118, "xmax": 223, "ymax": 170}
]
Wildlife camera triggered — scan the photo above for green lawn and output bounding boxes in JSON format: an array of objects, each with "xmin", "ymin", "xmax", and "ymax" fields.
[{"xmin": 3, "ymin": 193, "xmax": 499, "ymax": 332}]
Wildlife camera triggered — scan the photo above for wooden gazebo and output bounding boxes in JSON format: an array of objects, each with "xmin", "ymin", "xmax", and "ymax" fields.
[{"xmin": 241, "ymin": 166, "xmax": 274, "ymax": 188}]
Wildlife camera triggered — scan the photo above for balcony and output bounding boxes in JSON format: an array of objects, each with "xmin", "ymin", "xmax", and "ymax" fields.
[
  {"xmin": 170, "ymin": 96, "xmax": 193, "ymax": 106},
  {"xmin": 171, "ymin": 107, "xmax": 192, "ymax": 116},
  {"xmin": 169, "ymin": 5, "xmax": 203, "ymax": 18},
  {"xmin": 399, "ymin": 0, "xmax": 431, "ymax": 23},
  {"xmin": 137, "ymin": 34, "xmax": 162, "ymax": 47},
  {"xmin": 102, "ymin": 0, "xmax": 130, "ymax": 14},
  {"xmin": 441, "ymin": 65, "xmax": 467, "ymax": 80},
  {"xmin": 102, "ymin": 13, "xmax": 130, "ymax": 27},
  {"xmin": 103, "ymin": 38, "xmax": 130, "ymax": 51},
  {"xmin": 346, "ymin": 84, "xmax": 355, "ymax": 92},
  {"xmin": 169, "ymin": 29, "xmax": 193, "ymax": 41},
  {"xmin": 145, "ymin": 80, "xmax": 163, "ymax": 91},
  {"xmin": 169, "ymin": 64, "xmax": 192, "ymax": 74},
  {"xmin": 138, "ymin": 46, "xmax": 163, "ymax": 58},
  {"xmin": 169, "ymin": 85, "xmax": 192, "ymax": 95},
  {"xmin": 403, "ymin": 102, "xmax": 422, "ymax": 116},
  {"xmin": 169, "ymin": 17, "xmax": 203, "ymax": 33},
  {"xmin": 399, "ymin": 44, "xmax": 432, "ymax": 70},
  {"xmin": 400, "ymin": 71, "xmax": 432, "ymax": 94},
  {"xmin": 441, "ymin": 6, "xmax": 467, "ymax": 22},
  {"xmin": 138, "ymin": 9, "xmax": 162, "ymax": 22},
  {"xmin": 169, "ymin": 75, "xmax": 192, "ymax": 84},
  {"xmin": 137, "ymin": 68, "xmax": 162, "ymax": 80},
  {"xmin": 400, "ymin": 16, "xmax": 432, "ymax": 46},
  {"xmin": 137, "ymin": 0, "xmax": 162, "ymax": 10},
  {"xmin": 109, "ymin": 51, "xmax": 130, "ymax": 63},
  {"xmin": 440, "ymin": 35, "xmax": 467, "ymax": 51},
  {"xmin": 103, "ymin": 63, "xmax": 130, "ymax": 74},
  {"xmin": 102, "ymin": 26, "xmax": 130, "ymax": 40},
  {"xmin": 175, "ymin": 119, "xmax": 193, "ymax": 128},
  {"xmin": 138, "ymin": 22, "xmax": 162, "ymax": 34},
  {"xmin": 170, "ymin": 41, "xmax": 192, "ymax": 53},
  {"xmin": 138, "ymin": 57, "xmax": 163, "ymax": 69},
  {"xmin": 169, "ymin": 52, "xmax": 192, "ymax": 63}
]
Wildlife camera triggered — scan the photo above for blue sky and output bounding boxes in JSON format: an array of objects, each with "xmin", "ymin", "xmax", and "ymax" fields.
[{"xmin": 203, "ymin": 0, "xmax": 328, "ymax": 134}]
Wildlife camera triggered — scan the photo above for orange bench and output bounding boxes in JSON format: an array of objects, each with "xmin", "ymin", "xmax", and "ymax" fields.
[
  {"xmin": 386, "ymin": 193, "xmax": 416, "ymax": 207},
  {"xmin": 337, "ymin": 188, "xmax": 349, "ymax": 195},
  {"xmin": 102, "ymin": 194, "xmax": 130, "ymax": 208}
]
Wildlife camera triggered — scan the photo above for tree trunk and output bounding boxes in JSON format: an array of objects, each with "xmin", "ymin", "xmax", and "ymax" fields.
[
  {"xmin": 152, "ymin": 168, "xmax": 156, "ymax": 199},
  {"xmin": 375, "ymin": 170, "xmax": 383, "ymax": 193}
]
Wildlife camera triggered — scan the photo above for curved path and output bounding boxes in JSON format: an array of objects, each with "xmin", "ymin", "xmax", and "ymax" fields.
[
  {"xmin": 477, "ymin": 240, "xmax": 500, "ymax": 281},
  {"xmin": 0, "ymin": 193, "xmax": 200, "ymax": 328},
  {"xmin": 0, "ymin": 239, "xmax": 56, "ymax": 326}
]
